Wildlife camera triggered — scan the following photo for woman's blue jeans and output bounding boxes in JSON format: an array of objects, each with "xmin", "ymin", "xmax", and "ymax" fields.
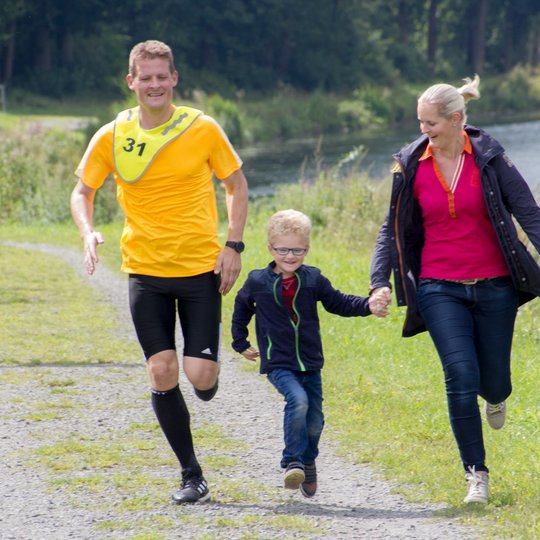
[
  {"xmin": 267, "ymin": 368, "xmax": 324, "ymax": 468},
  {"xmin": 417, "ymin": 277, "xmax": 518, "ymax": 471}
]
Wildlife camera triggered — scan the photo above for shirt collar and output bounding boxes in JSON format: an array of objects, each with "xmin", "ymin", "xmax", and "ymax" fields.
[{"xmin": 419, "ymin": 131, "xmax": 472, "ymax": 161}]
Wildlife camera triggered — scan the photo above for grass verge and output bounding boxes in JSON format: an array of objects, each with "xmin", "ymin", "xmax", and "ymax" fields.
[
  {"xmin": 2, "ymin": 207, "xmax": 539, "ymax": 538},
  {"xmin": 0, "ymin": 244, "xmax": 137, "ymax": 364}
]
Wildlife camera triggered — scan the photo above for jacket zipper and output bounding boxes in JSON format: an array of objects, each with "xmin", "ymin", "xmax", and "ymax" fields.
[
  {"xmin": 272, "ymin": 272, "xmax": 306, "ymax": 371},
  {"xmin": 393, "ymin": 159, "xmax": 411, "ymax": 307},
  {"xmin": 291, "ymin": 273, "xmax": 306, "ymax": 371}
]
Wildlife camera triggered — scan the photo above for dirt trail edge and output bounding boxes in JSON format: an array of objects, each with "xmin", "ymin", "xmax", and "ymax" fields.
[{"xmin": 0, "ymin": 241, "xmax": 475, "ymax": 540}]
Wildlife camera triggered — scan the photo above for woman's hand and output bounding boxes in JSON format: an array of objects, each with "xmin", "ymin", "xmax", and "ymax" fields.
[{"xmin": 368, "ymin": 287, "xmax": 392, "ymax": 317}]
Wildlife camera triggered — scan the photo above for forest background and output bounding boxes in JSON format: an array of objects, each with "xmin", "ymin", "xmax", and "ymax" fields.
[
  {"xmin": 3, "ymin": 0, "xmax": 540, "ymax": 225},
  {"xmin": 2, "ymin": 0, "xmax": 540, "ymax": 148}
]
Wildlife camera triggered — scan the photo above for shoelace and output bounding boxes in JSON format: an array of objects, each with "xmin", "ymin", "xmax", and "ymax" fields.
[
  {"xmin": 466, "ymin": 466, "xmax": 487, "ymax": 494},
  {"xmin": 487, "ymin": 402, "xmax": 505, "ymax": 414}
]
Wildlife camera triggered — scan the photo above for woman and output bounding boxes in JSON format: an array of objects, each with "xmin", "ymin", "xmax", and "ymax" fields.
[{"xmin": 370, "ymin": 75, "xmax": 540, "ymax": 504}]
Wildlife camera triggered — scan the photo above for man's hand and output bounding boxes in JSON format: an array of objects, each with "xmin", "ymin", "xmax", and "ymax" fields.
[
  {"xmin": 368, "ymin": 286, "xmax": 392, "ymax": 318},
  {"xmin": 240, "ymin": 347, "xmax": 259, "ymax": 361},
  {"xmin": 218, "ymin": 169, "xmax": 248, "ymax": 294},
  {"xmin": 71, "ymin": 180, "xmax": 103, "ymax": 275},
  {"xmin": 83, "ymin": 231, "xmax": 104, "ymax": 275},
  {"xmin": 214, "ymin": 247, "xmax": 241, "ymax": 295}
]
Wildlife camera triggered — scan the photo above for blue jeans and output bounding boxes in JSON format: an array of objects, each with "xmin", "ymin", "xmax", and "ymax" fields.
[
  {"xmin": 417, "ymin": 277, "xmax": 518, "ymax": 471},
  {"xmin": 267, "ymin": 369, "xmax": 324, "ymax": 468}
]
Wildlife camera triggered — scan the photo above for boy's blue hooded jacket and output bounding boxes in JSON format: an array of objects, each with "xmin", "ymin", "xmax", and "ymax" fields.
[{"xmin": 231, "ymin": 262, "xmax": 371, "ymax": 374}]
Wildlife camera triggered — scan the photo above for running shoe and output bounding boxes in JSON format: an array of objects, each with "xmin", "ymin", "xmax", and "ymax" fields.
[
  {"xmin": 463, "ymin": 466, "xmax": 489, "ymax": 504},
  {"xmin": 284, "ymin": 462, "xmax": 305, "ymax": 490},
  {"xmin": 300, "ymin": 462, "xmax": 317, "ymax": 498},
  {"xmin": 485, "ymin": 401, "xmax": 506, "ymax": 430},
  {"xmin": 172, "ymin": 476, "xmax": 210, "ymax": 504}
]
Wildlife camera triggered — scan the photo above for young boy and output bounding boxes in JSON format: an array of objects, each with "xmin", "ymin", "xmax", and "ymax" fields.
[{"xmin": 231, "ymin": 209, "xmax": 386, "ymax": 497}]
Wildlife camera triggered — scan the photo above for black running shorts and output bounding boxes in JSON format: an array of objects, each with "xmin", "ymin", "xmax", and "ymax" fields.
[{"xmin": 128, "ymin": 272, "xmax": 221, "ymax": 361}]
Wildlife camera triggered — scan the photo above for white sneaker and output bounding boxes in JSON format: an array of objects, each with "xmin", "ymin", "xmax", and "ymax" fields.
[
  {"xmin": 464, "ymin": 466, "xmax": 489, "ymax": 504},
  {"xmin": 485, "ymin": 401, "xmax": 506, "ymax": 429}
]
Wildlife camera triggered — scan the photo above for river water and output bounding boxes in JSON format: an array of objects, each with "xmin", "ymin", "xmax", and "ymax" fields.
[{"xmin": 240, "ymin": 119, "xmax": 540, "ymax": 196}]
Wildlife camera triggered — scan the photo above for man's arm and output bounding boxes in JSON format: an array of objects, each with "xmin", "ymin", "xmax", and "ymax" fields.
[
  {"xmin": 70, "ymin": 179, "xmax": 104, "ymax": 275},
  {"xmin": 214, "ymin": 169, "xmax": 249, "ymax": 295}
]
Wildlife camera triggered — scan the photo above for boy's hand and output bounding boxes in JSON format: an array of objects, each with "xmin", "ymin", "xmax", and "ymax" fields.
[
  {"xmin": 368, "ymin": 287, "xmax": 391, "ymax": 318},
  {"xmin": 240, "ymin": 347, "xmax": 259, "ymax": 361}
]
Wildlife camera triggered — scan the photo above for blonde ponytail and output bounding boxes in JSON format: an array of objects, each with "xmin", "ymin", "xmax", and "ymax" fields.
[{"xmin": 458, "ymin": 74, "xmax": 481, "ymax": 104}]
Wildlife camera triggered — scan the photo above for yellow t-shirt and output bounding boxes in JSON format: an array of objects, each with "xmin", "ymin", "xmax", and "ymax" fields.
[{"xmin": 76, "ymin": 108, "xmax": 243, "ymax": 277}]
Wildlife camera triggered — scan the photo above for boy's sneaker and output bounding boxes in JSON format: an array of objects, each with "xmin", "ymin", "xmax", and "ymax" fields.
[
  {"xmin": 485, "ymin": 401, "xmax": 506, "ymax": 430},
  {"xmin": 463, "ymin": 466, "xmax": 489, "ymax": 504},
  {"xmin": 172, "ymin": 476, "xmax": 210, "ymax": 504},
  {"xmin": 284, "ymin": 462, "xmax": 305, "ymax": 490},
  {"xmin": 300, "ymin": 462, "xmax": 317, "ymax": 498}
]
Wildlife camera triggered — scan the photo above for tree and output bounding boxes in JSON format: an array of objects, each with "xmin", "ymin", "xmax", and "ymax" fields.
[
  {"xmin": 468, "ymin": 0, "xmax": 487, "ymax": 75},
  {"xmin": 484, "ymin": 0, "xmax": 540, "ymax": 73},
  {"xmin": 427, "ymin": 0, "xmax": 438, "ymax": 75},
  {"xmin": 0, "ymin": 0, "xmax": 27, "ymax": 84},
  {"xmin": 3, "ymin": 0, "xmax": 540, "ymax": 99}
]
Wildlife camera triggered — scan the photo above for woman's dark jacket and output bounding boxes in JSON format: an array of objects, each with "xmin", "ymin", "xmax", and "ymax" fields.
[
  {"xmin": 370, "ymin": 124, "xmax": 540, "ymax": 337},
  {"xmin": 231, "ymin": 263, "xmax": 371, "ymax": 374}
]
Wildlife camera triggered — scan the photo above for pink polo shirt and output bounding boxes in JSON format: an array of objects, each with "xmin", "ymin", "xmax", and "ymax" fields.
[{"xmin": 413, "ymin": 133, "xmax": 509, "ymax": 280}]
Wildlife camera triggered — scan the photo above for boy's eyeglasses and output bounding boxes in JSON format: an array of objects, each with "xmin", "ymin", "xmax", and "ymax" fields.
[{"xmin": 271, "ymin": 246, "xmax": 308, "ymax": 256}]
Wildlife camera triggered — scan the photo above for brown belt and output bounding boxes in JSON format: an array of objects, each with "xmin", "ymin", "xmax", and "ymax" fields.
[{"xmin": 443, "ymin": 278, "xmax": 491, "ymax": 285}]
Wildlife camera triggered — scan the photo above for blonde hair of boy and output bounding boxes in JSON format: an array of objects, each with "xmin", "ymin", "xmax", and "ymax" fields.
[{"xmin": 267, "ymin": 209, "xmax": 311, "ymax": 245}]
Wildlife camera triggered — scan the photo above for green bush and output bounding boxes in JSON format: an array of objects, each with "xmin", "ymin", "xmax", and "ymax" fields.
[
  {"xmin": 338, "ymin": 84, "xmax": 421, "ymax": 130},
  {"xmin": 275, "ymin": 144, "xmax": 389, "ymax": 248},
  {"xmin": 338, "ymin": 85, "xmax": 395, "ymax": 130},
  {"xmin": 242, "ymin": 89, "xmax": 343, "ymax": 142},
  {"xmin": 204, "ymin": 94, "xmax": 245, "ymax": 146},
  {"xmin": 0, "ymin": 132, "xmax": 37, "ymax": 222},
  {"xmin": 495, "ymin": 66, "xmax": 535, "ymax": 112},
  {"xmin": 338, "ymin": 99, "xmax": 376, "ymax": 130},
  {"xmin": 472, "ymin": 67, "xmax": 540, "ymax": 120},
  {"xmin": 299, "ymin": 90, "xmax": 343, "ymax": 135},
  {"xmin": 0, "ymin": 127, "xmax": 120, "ymax": 224}
]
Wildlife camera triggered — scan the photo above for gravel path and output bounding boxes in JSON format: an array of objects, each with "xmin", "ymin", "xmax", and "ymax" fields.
[{"xmin": 0, "ymin": 242, "xmax": 476, "ymax": 540}]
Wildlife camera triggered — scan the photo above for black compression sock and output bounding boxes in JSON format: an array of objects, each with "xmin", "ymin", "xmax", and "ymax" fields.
[{"xmin": 151, "ymin": 385, "xmax": 202, "ymax": 478}]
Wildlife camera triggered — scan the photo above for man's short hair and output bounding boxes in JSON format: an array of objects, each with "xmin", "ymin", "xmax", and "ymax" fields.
[{"xmin": 129, "ymin": 40, "xmax": 175, "ymax": 77}]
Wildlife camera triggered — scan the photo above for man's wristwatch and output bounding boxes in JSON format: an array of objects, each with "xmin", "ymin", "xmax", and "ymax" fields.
[{"xmin": 225, "ymin": 240, "xmax": 245, "ymax": 253}]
